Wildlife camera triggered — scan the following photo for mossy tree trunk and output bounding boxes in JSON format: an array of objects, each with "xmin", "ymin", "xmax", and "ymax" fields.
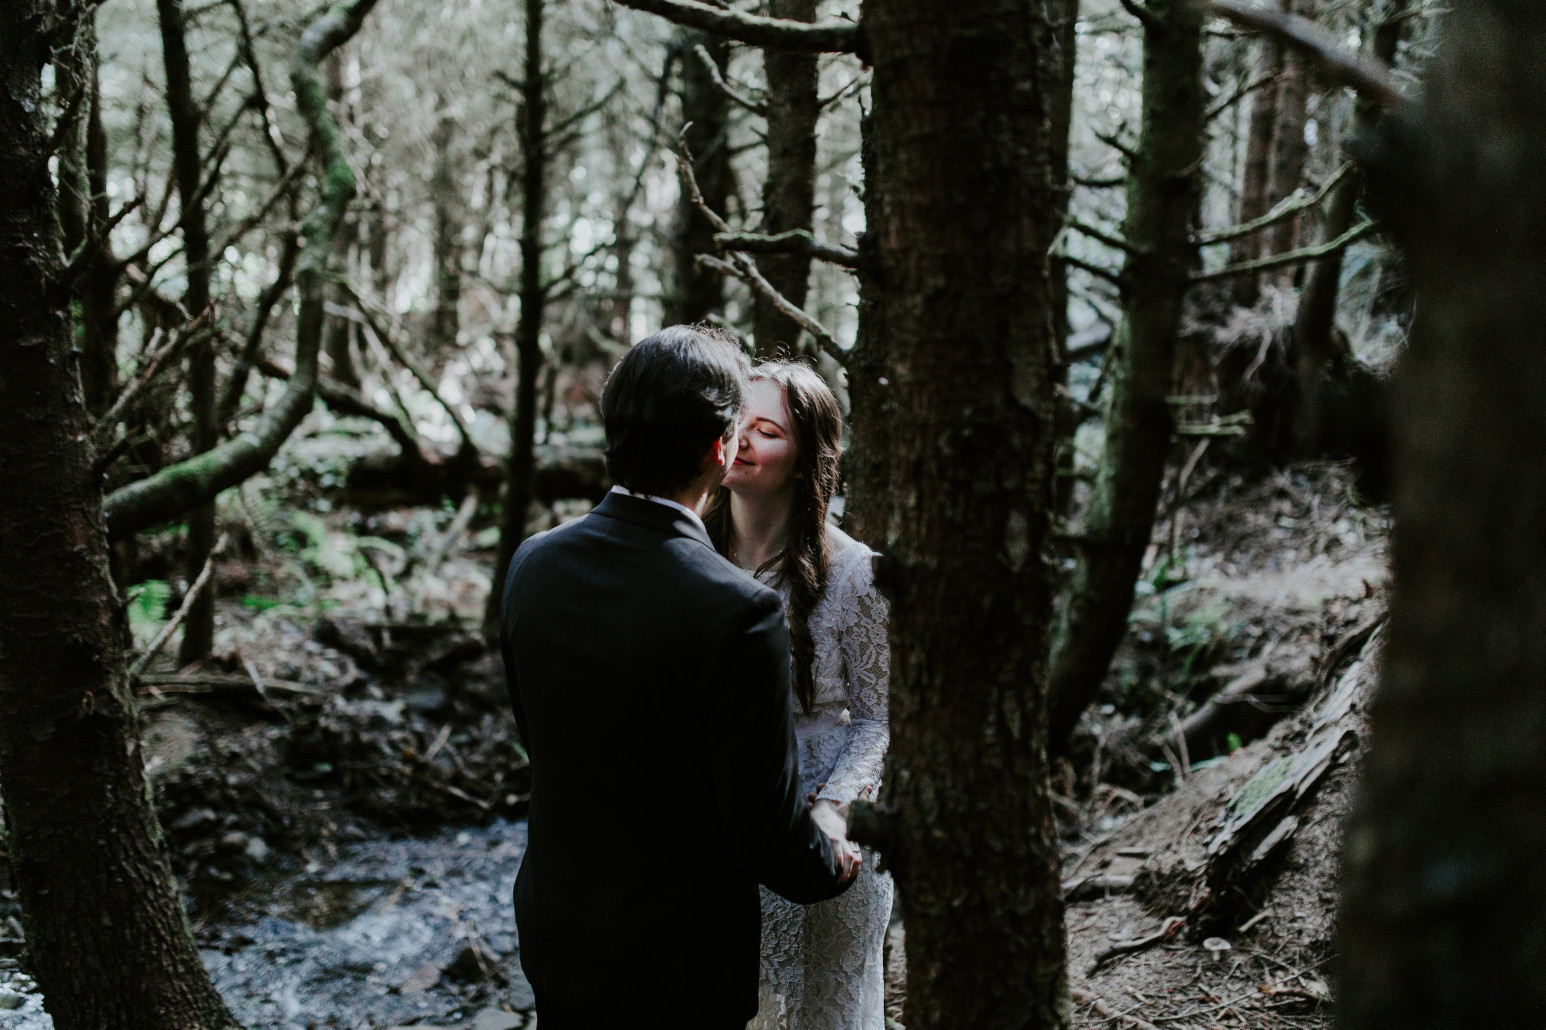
[
  {"xmin": 0, "ymin": 3, "xmax": 374, "ymax": 1027},
  {"xmin": 1336, "ymin": 2, "xmax": 1546, "ymax": 1024},
  {"xmin": 1046, "ymin": 0, "xmax": 1207, "ymax": 748}
]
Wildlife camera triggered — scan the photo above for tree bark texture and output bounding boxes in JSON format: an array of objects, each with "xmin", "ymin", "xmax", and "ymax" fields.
[
  {"xmin": 1229, "ymin": 4, "xmax": 1282, "ymax": 307},
  {"xmin": 1047, "ymin": 0, "xmax": 1079, "ymax": 518},
  {"xmin": 752, "ymin": 0, "xmax": 819, "ymax": 356},
  {"xmin": 846, "ymin": 1, "xmax": 1070, "ymax": 1025},
  {"xmin": 55, "ymin": 9, "xmax": 120, "ymax": 418},
  {"xmin": 1047, "ymin": 0, "xmax": 1206, "ymax": 749},
  {"xmin": 0, "ymin": 4, "xmax": 243, "ymax": 1027},
  {"xmin": 487, "ymin": 0, "xmax": 548, "ymax": 637},
  {"xmin": 156, "ymin": 0, "xmax": 220, "ymax": 663},
  {"xmin": 666, "ymin": 30, "xmax": 730, "ymax": 326},
  {"xmin": 101, "ymin": 0, "xmax": 374, "ymax": 540},
  {"xmin": 1336, "ymin": 3, "xmax": 1546, "ymax": 1024}
]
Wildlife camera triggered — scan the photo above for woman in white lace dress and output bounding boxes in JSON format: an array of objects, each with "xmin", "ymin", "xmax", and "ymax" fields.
[{"xmin": 704, "ymin": 359, "xmax": 893, "ymax": 1030}]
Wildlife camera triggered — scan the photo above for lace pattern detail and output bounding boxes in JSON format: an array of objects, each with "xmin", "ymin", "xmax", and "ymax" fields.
[{"xmin": 752, "ymin": 540, "xmax": 893, "ymax": 1030}]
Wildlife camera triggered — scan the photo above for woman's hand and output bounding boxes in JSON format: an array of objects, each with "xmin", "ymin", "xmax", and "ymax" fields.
[{"xmin": 813, "ymin": 800, "xmax": 862, "ymax": 883}]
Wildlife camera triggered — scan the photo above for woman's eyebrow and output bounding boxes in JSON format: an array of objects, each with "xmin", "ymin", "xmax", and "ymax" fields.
[{"xmin": 753, "ymin": 415, "xmax": 789, "ymax": 433}]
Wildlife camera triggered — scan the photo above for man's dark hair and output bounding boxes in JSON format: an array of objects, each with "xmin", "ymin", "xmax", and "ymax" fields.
[{"xmin": 601, "ymin": 325, "xmax": 750, "ymax": 497}]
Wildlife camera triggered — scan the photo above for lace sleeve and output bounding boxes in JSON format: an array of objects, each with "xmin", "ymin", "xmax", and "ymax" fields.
[{"xmin": 816, "ymin": 546, "xmax": 890, "ymax": 808}]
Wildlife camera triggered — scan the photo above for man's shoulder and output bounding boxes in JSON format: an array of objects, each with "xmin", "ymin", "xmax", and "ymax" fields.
[{"xmin": 676, "ymin": 539, "xmax": 781, "ymax": 611}]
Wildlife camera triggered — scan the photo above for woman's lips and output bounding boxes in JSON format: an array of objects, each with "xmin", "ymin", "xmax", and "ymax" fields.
[{"xmin": 734, "ymin": 457, "xmax": 754, "ymax": 466}]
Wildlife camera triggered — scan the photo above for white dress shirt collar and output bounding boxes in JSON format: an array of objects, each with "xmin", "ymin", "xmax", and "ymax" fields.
[{"xmin": 608, "ymin": 484, "xmax": 708, "ymax": 534}]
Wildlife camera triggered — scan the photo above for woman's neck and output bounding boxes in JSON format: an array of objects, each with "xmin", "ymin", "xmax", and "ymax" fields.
[{"xmin": 729, "ymin": 489, "xmax": 795, "ymax": 571}]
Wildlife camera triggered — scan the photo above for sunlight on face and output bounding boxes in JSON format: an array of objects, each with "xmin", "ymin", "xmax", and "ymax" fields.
[{"xmin": 723, "ymin": 379, "xmax": 799, "ymax": 498}]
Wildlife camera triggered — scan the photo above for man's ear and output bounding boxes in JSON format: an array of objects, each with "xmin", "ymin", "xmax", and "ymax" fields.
[{"xmin": 706, "ymin": 435, "xmax": 731, "ymax": 473}]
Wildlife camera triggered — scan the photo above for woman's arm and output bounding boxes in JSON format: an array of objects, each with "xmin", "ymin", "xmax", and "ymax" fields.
[{"xmin": 815, "ymin": 547, "xmax": 890, "ymax": 809}]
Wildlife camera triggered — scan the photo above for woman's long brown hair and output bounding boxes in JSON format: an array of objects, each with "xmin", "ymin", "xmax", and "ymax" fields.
[{"xmin": 704, "ymin": 360, "xmax": 844, "ymax": 712}]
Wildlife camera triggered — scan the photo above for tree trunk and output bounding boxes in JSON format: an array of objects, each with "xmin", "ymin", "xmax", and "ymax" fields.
[
  {"xmin": 323, "ymin": 51, "xmax": 361, "ymax": 390},
  {"xmin": 157, "ymin": 0, "xmax": 219, "ymax": 664},
  {"xmin": 0, "ymin": 5, "xmax": 244, "ymax": 1027},
  {"xmin": 56, "ymin": 9, "xmax": 120, "ymax": 419},
  {"xmin": 666, "ymin": 30, "xmax": 730, "ymax": 326},
  {"xmin": 1261, "ymin": 0, "xmax": 1313, "ymax": 277},
  {"xmin": 846, "ymin": 1, "xmax": 1070, "ymax": 1025},
  {"xmin": 486, "ymin": 0, "xmax": 549, "ymax": 639},
  {"xmin": 1048, "ymin": 0, "xmax": 1080, "ymax": 519},
  {"xmin": 1336, "ymin": 3, "xmax": 1546, "ymax": 1024},
  {"xmin": 1046, "ymin": 0, "xmax": 1207, "ymax": 750},
  {"xmin": 752, "ymin": 0, "xmax": 819, "ymax": 356},
  {"xmin": 1290, "ymin": 0, "xmax": 1404, "ymax": 397},
  {"xmin": 1229, "ymin": 5, "xmax": 1282, "ymax": 307},
  {"xmin": 428, "ymin": 99, "xmax": 463, "ymax": 370}
]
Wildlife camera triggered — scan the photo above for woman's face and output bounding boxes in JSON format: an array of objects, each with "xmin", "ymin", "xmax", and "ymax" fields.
[{"xmin": 723, "ymin": 378, "xmax": 800, "ymax": 498}]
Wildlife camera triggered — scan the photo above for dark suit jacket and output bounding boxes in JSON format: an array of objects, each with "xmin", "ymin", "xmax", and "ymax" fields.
[{"xmin": 499, "ymin": 490, "xmax": 849, "ymax": 1026}]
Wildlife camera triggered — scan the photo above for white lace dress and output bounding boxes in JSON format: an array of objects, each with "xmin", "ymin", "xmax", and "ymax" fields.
[{"xmin": 751, "ymin": 538, "xmax": 894, "ymax": 1030}]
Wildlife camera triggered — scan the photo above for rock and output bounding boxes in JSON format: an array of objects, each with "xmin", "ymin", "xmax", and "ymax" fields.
[
  {"xmin": 171, "ymin": 807, "xmax": 218, "ymax": 832},
  {"xmin": 394, "ymin": 961, "xmax": 441, "ymax": 994},
  {"xmin": 244, "ymin": 836, "xmax": 271, "ymax": 864},
  {"xmin": 0, "ymin": 989, "xmax": 25, "ymax": 1010},
  {"xmin": 445, "ymin": 939, "xmax": 502, "ymax": 983},
  {"xmin": 470, "ymin": 1007, "xmax": 524, "ymax": 1030}
]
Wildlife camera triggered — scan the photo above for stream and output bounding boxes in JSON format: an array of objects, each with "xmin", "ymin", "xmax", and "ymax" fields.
[{"xmin": 2, "ymin": 820, "xmax": 534, "ymax": 1030}]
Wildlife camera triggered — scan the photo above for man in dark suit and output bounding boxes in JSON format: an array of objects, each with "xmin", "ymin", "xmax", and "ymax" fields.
[{"xmin": 499, "ymin": 325, "xmax": 858, "ymax": 1029}]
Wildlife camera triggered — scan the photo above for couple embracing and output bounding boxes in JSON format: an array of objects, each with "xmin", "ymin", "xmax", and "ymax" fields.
[{"xmin": 498, "ymin": 325, "xmax": 893, "ymax": 1029}]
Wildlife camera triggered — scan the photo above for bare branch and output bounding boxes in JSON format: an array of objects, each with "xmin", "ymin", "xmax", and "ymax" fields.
[
  {"xmin": 1206, "ymin": 0, "xmax": 1402, "ymax": 108},
  {"xmin": 1192, "ymin": 218, "xmax": 1378, "ymax": 282},
  {"xmin": 1068, "ymin": 218, "xmax": 1141, "ymax": 255},
  {"xmin": 693, "ymin": 43, "xmax": 766, "ymax": 115},
  {"xmin": 338, "ymin": 280, "xmax": 481, "ymax": 457},
  {"xmin": 1057, "ymin": 252, "xmax": 1127, "ymax": 287},
  {"xmin": 1193, "ymin": 162, "xmax": 1354, "ymax": 246},
  {"xmin": 1118, "ymin": 0, "xmax": 1160, "ymax": 30},
  {"xmin": 714, "ymin": 229, "xmax": 858, "ymax": 269},
  {"xmin": 127, "ymin": 534, "xmax": 226, "ymax": 681},
  {"xmin": 608, "ymin": 0, "xmax": 860, "ymax": 53},
  {"xmin": 1204, "ymin": 68, "xmax": 1281, "ymax": 122}
]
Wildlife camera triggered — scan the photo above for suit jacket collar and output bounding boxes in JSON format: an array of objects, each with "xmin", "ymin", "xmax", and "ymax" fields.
[{"xmin": 593, "ymin": 490, "xmax": 716, "ymax": 552}]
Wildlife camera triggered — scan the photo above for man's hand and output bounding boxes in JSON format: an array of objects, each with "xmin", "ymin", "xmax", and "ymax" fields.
[{"xmin": 813, "ymin": 799, "xmax": 862, "ymax": 884}]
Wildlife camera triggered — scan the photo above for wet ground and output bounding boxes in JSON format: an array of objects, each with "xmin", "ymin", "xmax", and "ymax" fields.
[{"xmin": 2, "ymin": 821, "xmax": 533, "ymax": 1030}]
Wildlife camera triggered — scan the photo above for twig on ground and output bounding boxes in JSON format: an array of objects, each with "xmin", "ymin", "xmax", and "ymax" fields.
[
  {"xmin": 1089, "ymin": 915, "xmax": 1187, "ymax": 973},
  {"xmin": 1071, "ymin": 988, "xmax": 1163, "ymax": 1030}
]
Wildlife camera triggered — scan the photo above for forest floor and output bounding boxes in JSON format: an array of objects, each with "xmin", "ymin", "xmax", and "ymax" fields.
[{"xmin": 0, "ymin": 450, "xmax": 1387, "ymax": 1030}]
